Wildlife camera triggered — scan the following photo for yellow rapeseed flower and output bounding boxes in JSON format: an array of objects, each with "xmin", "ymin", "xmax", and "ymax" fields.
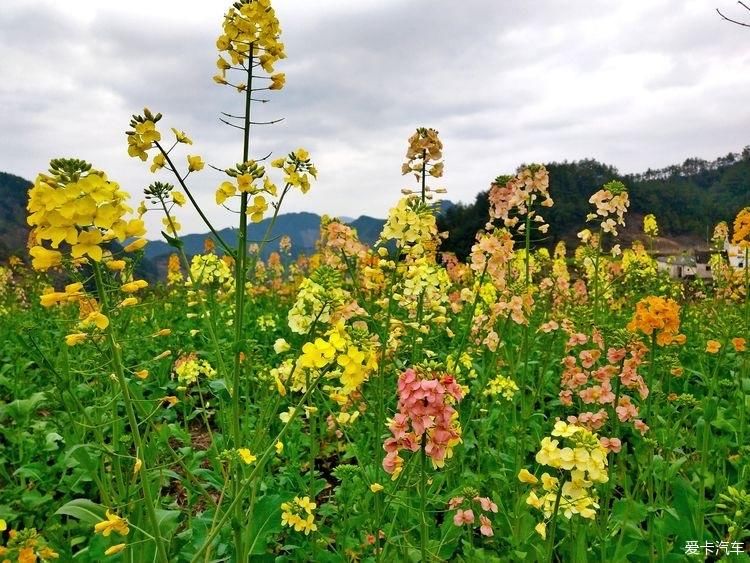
[
  {"xmin": 65, "ymin": 333, "xmax": 87, "ymax": 347},
  {"xmin": 248, "ymin": 195, "xmax": 268, "ymax": 223},
  {"xmin": 120, "ymin": 280, "xmax": 148, "ymax": 293},
  {"xmin": 187, "ymin": 155, "xmax": 205, "ymax": 172},
  {"xmin": 171, "ymin": 128, "xmax": 192, "ymax": 145},
  {"xmin": 238, "ymin": 448, "xmax": 257, "ymax": 465},
  {"xmin": 104, "ymin": 543, "xmax": 127, "ymax": 556},
  {"xmin": 29, "ymin": 246, "xmax": 62, "ymax": 271},
  {"xmin": 82, "ymin": 311, "xmax": 109, "ymax": 330},
  {"xmin": 124, "ymin": 238, "xmax": 148, "ymax": 253},
  {"xmin": 269, "ymin": 73, "xmax": 285, "ymax": 90},
  {"xmin": 517, "ymin": 469, "xmax": 538, "ymax": 484},
  {"xmin": 94, "ymin": 510, "xmax": 130, "ymax": 537}
]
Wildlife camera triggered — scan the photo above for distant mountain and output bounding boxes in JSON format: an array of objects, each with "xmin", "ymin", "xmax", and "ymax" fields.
[
  {"xmin": 141, "ymin": 200, "xmax": 457, "ymax": 261},
  {"xmin": 144, "ymin": 211, "xmax": 321, "ymax": 261},
  {"xmin": 3, "ymin": 144, "xmax": 746, "ymax": 270},
  {"xmin": 0, "ymin": 172, "xmax": 32, "ymax": 260}
]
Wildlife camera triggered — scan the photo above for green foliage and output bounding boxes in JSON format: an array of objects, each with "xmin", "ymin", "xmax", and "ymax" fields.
[{"xmin": 439, "ymin": 152, "xmax": 750, "ymax": 258}]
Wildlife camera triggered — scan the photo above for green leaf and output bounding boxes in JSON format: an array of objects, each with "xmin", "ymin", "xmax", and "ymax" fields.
[
  {"xmin": 161, "ymin": 230, "xmax": 184, "ymax": 249},
  {"xmin": 155, "ymin": 508, "xmax": 181, "ymax": 538},
  {"xmin": 247, "ymin": 495, "xmax": 283, "ymax": 556},
  {"xmin": 2, "ymin": 392, "xmax": 46, "ymax": 421},
  {"xmin": 662, "ymin": 479, "xmax": 698, "ymax": 541},
  {"xmin": 55, "ymin": 499, "xmax": 107, "ymax": 526},
  {"xmin": 611, "ymin": 498, "xmax": 648, "ymax": 525},
  {"xmin": 667, "ymin": 457, "xmax": 688, "ymax": 480},
  {"xmin": 45, "ymin": 431, "xmax": 64, "ymax": 450}
]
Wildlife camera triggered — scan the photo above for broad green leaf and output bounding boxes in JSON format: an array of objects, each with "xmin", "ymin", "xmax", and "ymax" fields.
[
  {"xmin": 247, "ymin": 495, "xmax": 283, "ymax": 556},
  {"xmin": 55, "ymin": 499, "xmax": 107, "ymax": 526}
]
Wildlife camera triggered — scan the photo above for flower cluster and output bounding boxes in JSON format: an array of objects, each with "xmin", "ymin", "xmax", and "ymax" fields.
[
  {"xmin": 271, "ymin": 149, "xmax": 318, "ymax": 194},
  {"xmin": 519, "ymin": 422, "xmax": 609, "ymax": 539},
  {"xmin": 470, "ymin": 228, "xmax": 514, "ymax": 289},
  {"xmin": 732, "ymin": 207, "xmax": 750, "ymax": 248},
  {"xmin": 40, "ymin": 283, "xmax": 113, "ymax": 347},
  {"xmin": 483, "ymin": 374, "xmax": 519, "ymax": 402},
  {"xmin": 126, "ymin": 108, "xmax": 162, "ymax": 161},
  {"xmin": 188, "ymin": 253, "xmax": 233, "ymax": 289},
  {"xmin": 487, "ymin": 165, "xmax": 553, "ymax": 233},
  {"xmin": 401, "ymin": 128, "xmax": 445, "ymax": 197},
  {"xmin": 215, "ymin": 0, "xmax": 286, "ymax": 90},
  {"xmin": 643, "ymin": 214, "xmax": 659, "ymax": 237},
  {"xmin": 586, "ymin": 180, "xmax": 629, "ymax": 236},
  {"xmin": 627, "ymin": 295, "xmax": 685, "ymax": 346},
  {"xmin": 173, "ymin": 353, "xmax": 216, "ymax": 386},
  {"xmin": 167, "ymin": 254, "xmax": 183, "ymax": 285},
  {"xmin": 215, "ymin": 160, "xmax": 276, "ymax": 217},
  {"xmin": 27, "ymin": 159, "xmax": 146, "ymax": 270},
  {"xmin": 142, "ymin": 181, "xmax": 187, "ymax": 235},
  {"xmin": 713, "ymin": 221, "xmax": 729, "ymax": 246},
  {"xmin": 280, "ymin": 496, "xmax": 317, "ymax": 535},
  {"xmin": 445, "ymin": 352, "xmax": 477, "ymax": 381},
  {"xmin": 380, "ymin": 196, "xmax": 440, "ymax": 257},
  {"xmin": 560, "ymin": 332, "xmax": 650, "ymax": 436},
  {"xmin": 318, "ymin": 217, "xmax": 369, "ymax": 268},
  {"xmin": 0, "ymin": 527, "xmax": 59, "ymax": 562},
  {"xmin": 620, "ymin": 241, "xmax": 657, "ymax": 286},
  {"xmin": 287, "ymin": 272, "xmax": 345, "ymax": 335},
  {"xmin": 393, "ymin": 256, "xmax": 451, "ymax": 327},
  {"xmin": 296, "ymin": 321, "xmax": 377, "ymax": 397},
  {"xmin": 383, "ymin": 367, "xmax": 464, "ymax": 478},
  {"xmin": 448, "ymin": 491, "xmax": 497, "ymax": 537}
]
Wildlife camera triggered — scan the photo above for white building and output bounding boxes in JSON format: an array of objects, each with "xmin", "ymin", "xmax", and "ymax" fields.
[{"xmin": 724, "ymin": 241, "xmax": 748, "ymax": 269}]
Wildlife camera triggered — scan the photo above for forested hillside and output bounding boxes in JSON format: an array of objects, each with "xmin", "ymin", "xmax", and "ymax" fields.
[{"xmin": 438, "ymin": 149, "xmax": 750, "ymax": 258}]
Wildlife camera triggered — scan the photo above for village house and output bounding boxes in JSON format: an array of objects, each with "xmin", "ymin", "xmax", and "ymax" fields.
[
  {"xmin": 656, "ymin": 245, "xmax": 745, "ymax": 280},
  {"xmin": 725, "ymin": 241, "xmax": 748, "ymax": 269}
]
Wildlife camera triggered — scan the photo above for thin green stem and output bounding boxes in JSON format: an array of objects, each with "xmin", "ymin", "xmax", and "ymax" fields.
[
  {"xmin": 546, "ymin": 476, "xmax": 565, "ymax": 563},
  {"xmin": 420, "ymin": 435, "xmax": 428, "ymax": 563},
  {"xmin": 92, "ymin": 263, "xmax": 169, "ymax": 563},
  {"xmin": 155, "ymin": 141, "xmax": 233, "ymax": 257}
]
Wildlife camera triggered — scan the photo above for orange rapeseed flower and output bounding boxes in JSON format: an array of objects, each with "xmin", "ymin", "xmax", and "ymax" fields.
[{"xmin": 627, "ymin": 296, "xmax": 684, "ymax": 346}]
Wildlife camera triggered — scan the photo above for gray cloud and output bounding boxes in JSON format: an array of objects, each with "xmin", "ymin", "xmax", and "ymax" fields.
[{"xmin": 1, "ymin": 0, "xmax": 748, "ymax": 238}]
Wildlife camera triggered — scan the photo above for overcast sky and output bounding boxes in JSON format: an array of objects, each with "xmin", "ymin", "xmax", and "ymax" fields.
[{"xmin": 1, "ymin": 0, "xmax": 749, "ymax": 237}]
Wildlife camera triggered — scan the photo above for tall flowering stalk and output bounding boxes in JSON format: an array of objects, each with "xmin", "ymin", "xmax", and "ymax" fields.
[
  {"xmin": 383, "ymin": 367, "xmax": 464, "ymax": 560},
  {"xmin": 732, "ymin": 207, "xmax": 750, "ymax": 329},
  {"xmin": 122, "ymin": 1, "xmax": 317, "ymax": 559},
  {"xmin": 401, "ymin": 127, "xmax": 445, "ymax": 204},
  {"xmin": 518, "ymin": 422, "xmax": 609, "ymax": 561},
  {"xmin": 627, "ymin": 295, "xmax": 685, "ymax": 416},
  {"xmin": 578, "ymin": 180, "xmax": 629, "ymax": 324},
  {"xmin": 26, "ymin": 159, "xmax": 168, "ymax": 562},
  {"xmin": 485, "ymin": 165, "xmax": 553, "ymax": 414}
]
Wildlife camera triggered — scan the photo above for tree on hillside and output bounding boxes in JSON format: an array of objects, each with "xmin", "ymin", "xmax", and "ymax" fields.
[{"xmin": 437, "ymin": 155, "xmax": 750, "ymax": 259}]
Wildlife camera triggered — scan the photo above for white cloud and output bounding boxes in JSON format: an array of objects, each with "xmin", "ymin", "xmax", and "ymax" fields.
[{"xmin": 1, "ymin": 0, "xmax": 748, "ymax": 237}]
